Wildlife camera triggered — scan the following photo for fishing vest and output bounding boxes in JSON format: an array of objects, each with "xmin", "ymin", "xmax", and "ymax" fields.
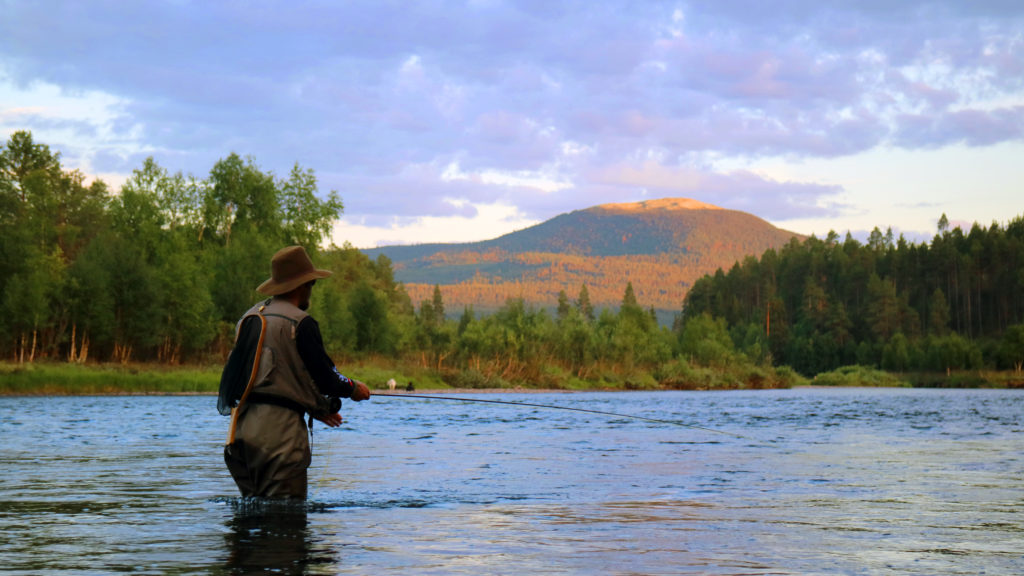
[{"xmin": 239, "ymin": 298, "xmax": 331, "ymax": 418}]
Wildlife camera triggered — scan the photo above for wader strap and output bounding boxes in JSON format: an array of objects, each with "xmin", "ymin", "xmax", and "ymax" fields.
[{"xmin": 226, "ymin": 308, "xmax": 267, "ymax": 446}]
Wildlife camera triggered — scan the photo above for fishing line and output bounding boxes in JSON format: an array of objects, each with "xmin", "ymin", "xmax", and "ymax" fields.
[{"xmin": 374, "ymin": 393, "xmax": 748, "ymax": 440}]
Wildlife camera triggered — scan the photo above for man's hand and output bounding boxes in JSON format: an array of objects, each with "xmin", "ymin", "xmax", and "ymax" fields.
[
  {"xmin": 350, "ymin": 380, "xmax": 371, "ymax": 402},
  {"xmin": 314, "ymin": 412, "xmax": 343, "ymax": 427}
]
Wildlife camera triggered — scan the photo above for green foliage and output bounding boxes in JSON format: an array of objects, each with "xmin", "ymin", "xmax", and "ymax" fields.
[
  {"xmin": 811, "ymin": 365, "xmax": 910, "ymax": 387},
  {"xmin": 1, "ymin": 248, "xmax": 65, "ymax": 359},
  {"xmin": 280, "ymin": 164, "xmax": 344, "ymax": 247},
  {"xmin": 677, "ymin": 312, "xmax": 735, "ymax": 368},
  {"xmin": 881, "ymin": 332, "xmax": 911, "ymax": 372},
  {"xmin": 315, "ymin": 246, "xmax": 408, "ymax": 359},
  {"xmin": 927, "ymin": 288, "xmax": 951, "ymax": 337},
  {"xmin": 772, "ymin": 366, "xmax": 807, "ymax": 388},
  {"xmin": 923, "ymin": 333, "xmax": 982, "ymax": 373},
  {"xmin": 156, "ymin": 243, "xmax": 217, "ymax": 358},
  {"xmin": 0, "ymin": 362, "xmax": 219, "ymax": 394},
  {"xmin": 684, "ymin": 218, "xmax": 1024, "ymax": 377},
  {"xmin": 349, "ymin": 280, "xmax": 393, "ymax": 354},
  {"xmin": 576, "ymin": 283, "xmax": 594, "ymax": 321},
  {"xmin": 652, "ymin": 358, "xmax": 799, "ymax": 390},
  {"xmin": 448, "ymin": 368, "xmax": 510, "ymax": 389},
  {"xmin": 7, "ymin": 131, "xmax": 1018, "ymax": 392},
  {"xmin": 0, "ymin": 132, "xmax": 343, "ymax": 365},
  {"xmin": 1000, "ymin": 324, "xmax": 1024, "ymax": 373}
]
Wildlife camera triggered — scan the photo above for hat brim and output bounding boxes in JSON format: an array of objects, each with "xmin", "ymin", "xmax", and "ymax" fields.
[{"xmin": 256, "ymin": 269, "xmax": 332, "ymax": 296}]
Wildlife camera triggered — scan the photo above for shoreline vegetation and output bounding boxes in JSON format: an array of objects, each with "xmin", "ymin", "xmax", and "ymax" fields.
[
  {"xmin": 4, "ymin": 133, "xmax": 1024, "ymax": 396},
  {"xmin": 1, "ymin": 361, "xmax": 1020, "ymax": 397}
]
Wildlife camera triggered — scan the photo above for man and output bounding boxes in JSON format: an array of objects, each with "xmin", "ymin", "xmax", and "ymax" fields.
[{"xmin": 218, "ymin": 245, "xmax": 371, "ymax": 499}]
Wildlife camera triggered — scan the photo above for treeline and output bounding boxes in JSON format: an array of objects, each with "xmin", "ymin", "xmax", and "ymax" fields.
[
  {"xmin": 8, "ymin": 131, "xmax": 1019, "ymax": 387},
  {"xmin": 1, "ymin": 131, "xmax": 799, "ymax": 390},
  {"xmin": 0, "ymin": 130, "xmax": 345, "ymax": 364},
  {"xmin": 401, "ymin": 251, "xmax": 704, "ymax": 311},
  {"xmin": 682, "ymin": 223, "xmax": 1024, "ymax": 376},
  {"xmin": 401, "ymin": 251, "xmax": 708, "ymax": 313}
]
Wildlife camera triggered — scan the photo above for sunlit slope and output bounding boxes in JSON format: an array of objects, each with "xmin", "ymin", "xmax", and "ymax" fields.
[{"xmin": 363, "ymin": 198, "xmax": 802, "ymax": 316}]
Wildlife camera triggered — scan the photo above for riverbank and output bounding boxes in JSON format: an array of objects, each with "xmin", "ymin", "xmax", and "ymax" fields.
[
  {"xmin": 0, "ymin": 360, "xmax": 797, "ymax": 395},
  {"xmin": 1, "ymin": 361, "xmax": 1019, "ymax": 396},
  {"xmin": 0, "ymin": 362, "xmax": 574, "ymax": 396},
  {"xmin": 0, "ymin": 362, "xmax": 220, "ymax": 396}
]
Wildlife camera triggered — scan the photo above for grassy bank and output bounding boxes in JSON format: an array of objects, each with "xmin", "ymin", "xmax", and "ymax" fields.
[
  {"xmin": 809, "ymin": 365, "xmax": 1023, "ymax": 388},
  {"xmin": 0, "ymin": 362, "xmax": 222, "ymax": 395},
  {"xmin": 0, "ymin": 359, "xmax": 807, "ymax": 395},
  {"xmin": 0, "ymin": 361, "xmax": 447, "ymax": 396},
  {"xmin": 0, "ymin": 360, "xmax": 468, "ymax": 396},
  {"xmin": 4, "ymin": 360, "xmax": 1014, "ymax": 396}
]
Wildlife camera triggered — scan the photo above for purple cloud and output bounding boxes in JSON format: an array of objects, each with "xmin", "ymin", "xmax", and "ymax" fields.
[
  {"xmin": 2, "ymin": 0, "xmax": 1023, "ymax": 228},
  {"xmin": 893, "ymin": 106, "xmax": 1024, "ymax": 148}
]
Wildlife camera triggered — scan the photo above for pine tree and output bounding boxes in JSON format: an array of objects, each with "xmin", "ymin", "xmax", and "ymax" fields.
[{"xmin": 576, "ymin": 283, "xmax": 594, "ymax": 322}]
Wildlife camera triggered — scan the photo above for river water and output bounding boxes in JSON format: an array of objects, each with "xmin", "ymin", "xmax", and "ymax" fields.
[{"xmin": 0, "ymin": 388, "xmax": 1021, "ymax": 575}]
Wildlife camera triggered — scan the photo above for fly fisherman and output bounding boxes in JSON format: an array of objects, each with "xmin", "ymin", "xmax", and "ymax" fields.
[{"xmin": 218, "ymin": 245, "xmax": 371, "ymax": 499}]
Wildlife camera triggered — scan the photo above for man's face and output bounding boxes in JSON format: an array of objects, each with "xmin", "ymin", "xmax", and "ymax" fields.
[{"xmin": 299, "ymin": 280, "xmax": 315, "ymax": 311}]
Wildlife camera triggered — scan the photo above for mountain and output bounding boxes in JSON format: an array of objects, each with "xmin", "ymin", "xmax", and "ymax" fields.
[{"xmin": 363, "ymin": 198, "xmax": 803, "ymax": 319}]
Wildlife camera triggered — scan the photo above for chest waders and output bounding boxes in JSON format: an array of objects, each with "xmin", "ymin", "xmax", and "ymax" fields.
[{"xmin": 226, "ymin": 306, "xmax": 267, "ymax": 447}]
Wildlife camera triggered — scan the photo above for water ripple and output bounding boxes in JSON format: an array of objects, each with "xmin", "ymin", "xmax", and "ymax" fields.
[{"xmin": 1, "ymin": 390, "xmax": 1022, "ymax": 574}]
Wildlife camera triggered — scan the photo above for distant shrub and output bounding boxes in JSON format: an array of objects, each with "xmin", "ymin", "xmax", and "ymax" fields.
[
  {"xmin": 771, "ymin": 365, "xmax": 806, "ymax": 388},
  {"xmin": 904, "ymin": 371, "xmax": 998, "ymax": 388},
  {"xmin": 622, "ymin": 371, "xmax": 658, "ymax": 390},
  {"xmin": 811, "ymin": 365, "xmax": 908, "ymax": 387},
  {"xmin": 448, "ymin": 369, "xmax": 508, "ymax": 389},
  {"xmin": 654, "ymin": 359, "xmax": 697, "ymax": 389}
]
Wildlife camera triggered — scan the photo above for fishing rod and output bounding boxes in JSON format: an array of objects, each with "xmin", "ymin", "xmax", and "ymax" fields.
[{"xmin": 373, "ymin": 393, "xmax": 748, "ymax": 440}]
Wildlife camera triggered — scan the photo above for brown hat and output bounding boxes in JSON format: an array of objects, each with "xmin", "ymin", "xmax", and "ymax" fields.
[{"xmin": 256, "ymin": 246, "xmax": 332, "ymax": 296}]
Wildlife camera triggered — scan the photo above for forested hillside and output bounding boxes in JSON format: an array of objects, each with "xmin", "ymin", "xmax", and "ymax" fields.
[
  {"xmin": 2, "ymin": 132, "xmax": 802, "ymax": 391},
  {"xmin": 682, "ymin": 223, "xmax": 1024, "ymax": 377},
  {"xmin": 4, "ymin": 131, "xmax": 1019, "ymax": 390},
  {"xmin": 366, "ymin": 198, "xmax": 802, "ymax": 317}
]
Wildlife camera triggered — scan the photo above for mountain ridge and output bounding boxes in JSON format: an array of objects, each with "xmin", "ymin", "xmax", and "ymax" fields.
[{"xmin": 362, "ymin": 198, "xmax": 803, "ymax": 317}]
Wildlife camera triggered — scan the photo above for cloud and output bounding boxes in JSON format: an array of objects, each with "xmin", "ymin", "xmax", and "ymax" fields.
[
  {"xmin": 587, "ymin": 160, "xmax": 844, "ymax": 220},
  {"xmin": 333, "ymin": 200, "xmax": 538, "ymax": 248},
  {"xmin": 2, "ymin": 0, "xmax": 1023, "ymax": 241},
  {"xmin": 893, "ymin": 106, "xmax": 1024, "ymax": 148}
]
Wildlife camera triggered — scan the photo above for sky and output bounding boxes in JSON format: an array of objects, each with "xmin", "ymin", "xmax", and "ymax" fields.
[{"xmin": 2, "ymin": 1, "xmax": 1023, "ymax": 248}]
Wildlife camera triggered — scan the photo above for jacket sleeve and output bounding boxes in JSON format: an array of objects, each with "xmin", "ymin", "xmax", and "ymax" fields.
[{"xmin": 295, "ymin": 315, "xmax": 356, "ymax": 399}]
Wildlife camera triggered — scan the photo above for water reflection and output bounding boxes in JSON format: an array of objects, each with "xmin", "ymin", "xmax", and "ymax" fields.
[{"xmin": 223, "ymin": 500, "xmax": 336, "ymax": 575}]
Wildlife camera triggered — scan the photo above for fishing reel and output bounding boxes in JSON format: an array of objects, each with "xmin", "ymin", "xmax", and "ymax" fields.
[{"xmin": 327, "ymin": 396, "xmax": 342, "ymax": 413}]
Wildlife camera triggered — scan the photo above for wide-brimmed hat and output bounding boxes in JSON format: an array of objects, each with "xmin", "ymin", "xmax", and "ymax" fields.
[{"xmin": 256, "ymin": 245, "xmax": 332, "ymax": 296}]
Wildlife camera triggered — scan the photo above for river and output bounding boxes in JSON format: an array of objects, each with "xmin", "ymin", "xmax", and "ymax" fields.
[{"xmin": 1, "ymin": 388, "xmax": 1021, "ymax": 574}]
